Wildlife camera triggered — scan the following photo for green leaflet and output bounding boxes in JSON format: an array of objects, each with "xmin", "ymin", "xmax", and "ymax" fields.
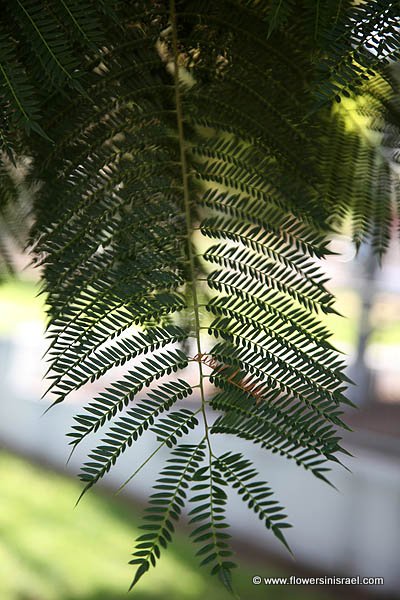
[
  {"xmin": 188, "ymin": 457, "xmax": 236, "ymax": 593},
  {"xmin": 78, "ymin": 380, "xmax": 194, "ymax": 497},
  {"xmin": 68, "ymin": 349, "xmax": 189, "ymax": 445},
  {"xmin": 130, "ymin": 442, "xmax": 206, "ymax": 588},
  {"xmin": 214, "ymin": 451, "xmax": 292, "ymax": 552}
]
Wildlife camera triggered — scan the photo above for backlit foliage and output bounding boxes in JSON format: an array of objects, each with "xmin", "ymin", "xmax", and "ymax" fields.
[{"xmin": 1, "ymin": 0, "xmax": 399, "ymax": 593}]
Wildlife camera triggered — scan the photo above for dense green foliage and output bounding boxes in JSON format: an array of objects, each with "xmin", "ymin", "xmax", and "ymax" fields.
[{"xmin": 1, "ymin": 0, "xmax": 399, "ymax": 594}]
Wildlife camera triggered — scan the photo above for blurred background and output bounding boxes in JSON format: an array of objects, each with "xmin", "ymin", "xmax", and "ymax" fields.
[{"xmin": 0, "ymin": 227, "xmax": 399, "ymax": 600}]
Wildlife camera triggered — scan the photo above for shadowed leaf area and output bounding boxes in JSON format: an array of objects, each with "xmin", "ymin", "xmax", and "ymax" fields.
[{"xmin": 1, "ymin": 0, "xmax": 400, "ymax": 595}]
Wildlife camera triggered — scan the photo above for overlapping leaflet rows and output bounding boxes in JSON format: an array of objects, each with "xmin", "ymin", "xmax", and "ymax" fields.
[
  {"xmin": 32, "ymin": 0, "xmax": 350, "ymax": 592},
  {"xmin": 2, "ymin": 0, "xmax": 398, "ymax": 596}
]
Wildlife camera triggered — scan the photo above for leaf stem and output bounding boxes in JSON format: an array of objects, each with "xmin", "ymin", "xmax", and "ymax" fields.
[
  {"xmin": 115, "ymin": 408, "xmax": 202, "ymax": 495},
  {"xmin": 170, "ymin": 0, "xmax": 212, "ymax": 455}
]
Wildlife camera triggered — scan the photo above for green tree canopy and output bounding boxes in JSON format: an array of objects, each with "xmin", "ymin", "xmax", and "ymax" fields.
[{"xmin": 1, "ymin": 0, "xmax": 399, "ymax": 594}]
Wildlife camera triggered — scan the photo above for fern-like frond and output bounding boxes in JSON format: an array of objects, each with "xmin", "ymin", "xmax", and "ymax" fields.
[
  {"xmin": 0, "ymin": 28, "xmax": 45, "ymax": 147},
  {"xmin": 214, "ymin": 451, "xmax": 291, "ymax": 550},
  {"xmin": 150, "ymin": 407, "xmax": 199, "ymax": 447},
  {"xmin": 130, "ymin": 442, "xmax": 206, "ymax": 587},
  {"xmin": 9, "ymin": 0, "xmax": 84, "ymax": 90},
  {"xmin": 23, "ymin": 1, "xmax": 360, "ymax": 591},
  {"xmin": 0, "ymin": 0, "xmax": 111, "ymax": 155},
  {"xmin": 2, "ymin": 0, "xmax": 399, "ymax": 594},
  {"xmin": 47, "ymin": 324, "xmax": 187, "ymax": 401},
  {"xmin": 319, "ymin": 89, "xmax": 399, "ymax": 256},
  {"xmin": 67, "ymin": 348, "xmax": 189, "ymax": 446},
  {"xmin": 313, "ymin": 0, "xmax": 400, "ymax": 104},
  {"xmin": 78, "ymin": 379, "xmax": 194, "ymax": 495},
  {"xmin": 188, "ymin": 458, "xmax": 236, "ymax": 591},
  {"xmin": 211, "ymin": 387, "xmax": 344, "ymax": 485}
]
